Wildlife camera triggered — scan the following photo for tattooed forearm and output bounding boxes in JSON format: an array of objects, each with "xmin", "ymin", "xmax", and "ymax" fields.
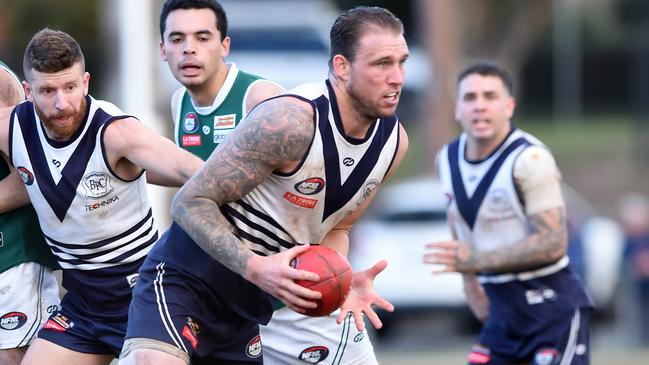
[
  {"xmin": 461, "ymin": 207, "xmax": 567, "ymax": 273},
  {"xmin": 171, "ymin": 97, "xmax": 314, "ymax": 276}
]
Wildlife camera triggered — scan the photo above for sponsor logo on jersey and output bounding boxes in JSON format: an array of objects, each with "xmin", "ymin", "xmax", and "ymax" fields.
[
  {"xmin": 85, "ymin": 195, "xmax": 119, "ymax": 211},
  {"xmin": 82, "ymin": 172, "xmax": 114, "ymax": 199},
  {"xmin": 202, "ymin": 125, "xmax": 211, "ymax": 135},
  {"xmin": 342, "ymin": 157, "xmax": 355, "ymax": 166},
  {"xmin": 299, "ymin": 346, "xmax": 329, "ymax": 363},
  {"xmin": 43, "ymin": 313, "xmax": 73, "ymax": 333},
  {"xmin": 214, "ymin": 114, "xmax": 236, "ymax": 130},
  {"xmin": 486, "ymin": 188, "xmax": 513, "ymax": 214},
  {"xmin": 0, "ymin": 312, "xmax": 27, "ymax": 330},
  {"xmin": 294, "ymin": 177, "xmax": 325, "ymax": 195},
  {"xmin": 354, "ymin": 332, "xmax": 364, "ymax": 342},
  {"xmin": 182, "ymin": 134, "xmax": 202, "ymax": 147},
  {"xmin": 214, "ymin": 130, "xmax": 232, "ymax": 144},
  {"xmin": 356, "ymin": 179, "xmax": 379, "ymax": 207},
  {"xmin": 468, "ymin": 344, "xmax": 490, "ymax": 364},
  {"xmin": 16, "ymin": 166, "xmax": 34, "ymax": 186},
  {"xmin": 126, "ymin": 273, "xmax": 139, "ymax": 288},
  {"xmin": 283, "ymin": 192, "xmax": 318, "ymax": 209},
  {"xmin": 182, "ymin": 317, "xmax": 201, "ymax": 349},
  {"xmin": 183, "ymin": 112, "xmax": 199, "ymax": 133},
  {"xmin": 534, "ymin": 348, "xmax": 559, "ymax": 365},
  {"xmin": 525, "ymin": 288, "xmax": 557, "ymax": 305},
  {"xmin": 245, "ymin": 334, "xmax": 262, "ymax": 358}
]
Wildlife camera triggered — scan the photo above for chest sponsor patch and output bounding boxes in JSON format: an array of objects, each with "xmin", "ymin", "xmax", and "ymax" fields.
[
  {"xmin": 182, "ymin": 134, "xmax": 202, "ymax": 147},
  {"xmin": 16, "ymin": 166, "xmax": 34, "ymax": 186},
  {"xmin": 214, "ymin": 114, "xmax": 236, "ymax": 130},
  {"xmin": 0, "ymin": 312, "xmax": 27, "ymax": 330},
  {"xmin": 246, "ymin": 334, "xmax": 262, "ymax": 358},
  {"xmin": 294, "ymin": 177, "xmax": 325, "ymax": 195},
  {"xmin": 214, "ymin": 129, "xmax": 232, "ymax": 144},
  {"xmin": 82, "ymin": 172, "xmax": 114, "ymax": 199},
  {"xmin": 283, "ymin": 192, "xmax": 318, "ymax": 209},
  {"xmin": 183, "ymin": 112, "xmax": 199, "ymax": 133},
  {"xmin": 299, "ymin": 346, "xmax": 329, "ymax": 363}
]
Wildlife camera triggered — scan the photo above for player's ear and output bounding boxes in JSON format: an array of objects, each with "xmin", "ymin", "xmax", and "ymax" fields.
[
  {"xmin": 160, "ymin": 40, "xmax": 168, "ymax": 61},
  {"xmin": 221, "ymin": 36, "xmax": 231, "ymax": 58},
  {"xmin": 505, "ymin": 96, "xmax": 516, "ymax": 119},
  {"xmin": 22, "ymin": 80, "xmax": 33, "ymax": 102},
  {"xmin": 82, "ymin": 72, "xmax": 90, "ymax": 96},
  {"xmin": 332, "ymin": 54, "xmax": 350, "ymax": 81}
]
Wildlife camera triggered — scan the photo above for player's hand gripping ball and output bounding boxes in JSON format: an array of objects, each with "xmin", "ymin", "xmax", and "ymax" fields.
[{"xmin": 290, "ymin": 245, "xmax": 353, "ymax": 317}]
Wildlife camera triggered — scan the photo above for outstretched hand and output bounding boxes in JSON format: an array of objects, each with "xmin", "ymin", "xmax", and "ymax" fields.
[
  {"xmin": 245, "ymin": 244, "xmax": 322, "ymax": 314},
  {"xmin": 337, "ymin": 260, "xmax": 394, "ymax": 332},
  {"xmin": 423, "ymin": 240, "xmax": 476, "ymax": 273}
]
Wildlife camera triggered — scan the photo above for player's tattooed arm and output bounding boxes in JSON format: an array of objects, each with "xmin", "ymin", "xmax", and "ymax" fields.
[
  {"xmin": 459, "ymin": 207, "xmax": 567, "ymax": 272},
  {"xmin": 171, "ymin": 96, "xmax": 315, "ymax": 276}
]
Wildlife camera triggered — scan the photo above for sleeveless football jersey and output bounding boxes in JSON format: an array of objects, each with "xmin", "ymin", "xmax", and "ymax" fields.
[
  {"xmin": 9, "ymin": 96, "xmax": 158, "ymax": 271},
  {"xmin": 438, "ymin": 128, "xmax": 593, "ymax": 337},
  {"xmin": 172, "ymin": 63, "xmax": 264, "ymax": 159},
  {"xmin": 150, "ymin": 79, "xmax": 401, "ymax": 277}
]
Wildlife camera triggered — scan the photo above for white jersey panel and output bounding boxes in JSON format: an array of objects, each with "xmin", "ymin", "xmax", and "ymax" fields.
[
  {"xmin": 10, "ymin": 96, "xmax": 158, "ymax": 270},
  {"xmin": 439, "ymin": 129, "xmax": 533, "ymax": 253},
  {"xmin": 226, "ymin": 80, "xmax": 400, "ymax": 255}
]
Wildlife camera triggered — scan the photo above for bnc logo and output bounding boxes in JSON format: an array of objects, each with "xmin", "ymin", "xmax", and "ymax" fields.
[
  {"xmin": 0, "ymin": 312, "xmax": 27, "ymax": 330},
  {"xmin": 82, "ymin": 172, "xmax": 114, "ymax": 198}
]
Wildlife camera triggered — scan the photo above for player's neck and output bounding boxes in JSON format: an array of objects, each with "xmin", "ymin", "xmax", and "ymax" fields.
[
  {"xmin": 187, "ymin": 64, "xmax": 230, "ymax": 107},
  {"xmin": 465, "ymin": 128, "xmax": 511, "ymax": 161},
  {"xmin": 329, "ymin": 77, "xmax": 375, "ymax": 139}
]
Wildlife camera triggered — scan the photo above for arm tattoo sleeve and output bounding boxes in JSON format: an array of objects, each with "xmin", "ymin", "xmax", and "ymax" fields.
[
  {"xmin": 170, "ymin": 97, "xmax": 314, "ymax": 275},
  {"xmin": 463, "ymin": 207, "xmax": 568, "ymax": 273}
]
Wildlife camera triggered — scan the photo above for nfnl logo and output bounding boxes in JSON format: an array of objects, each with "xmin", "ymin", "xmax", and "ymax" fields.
[
  {"xmin": 246, "ymin": 335, "xmax": 262, "ymax": 358},
  {"xmin": 294, "ymin": 177, "xmax": 325, "ymax": 195},
  {"xmin": 0, "ymin": 312, "xmax": 27, "ymax": 330},
  {"xmin": 299, "ymin": 346, "xmax": 329, "ymax": 363},
  {"xmin": 82, "ymin": 172, "xmax": 114, "ymax": 199}
]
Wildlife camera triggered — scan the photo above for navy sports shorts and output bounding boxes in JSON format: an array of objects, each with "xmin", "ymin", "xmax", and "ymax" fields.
[
  {"xmin": 125, "ymin": 255, "xmax": 275, "ymax": 364},
  {"xmin": 37, "ymin": 260, "xmax": 144, "ymax": 356},
  {"xmin": 468, "ymin": 308, "xmax": 591, "ymax": 365}
]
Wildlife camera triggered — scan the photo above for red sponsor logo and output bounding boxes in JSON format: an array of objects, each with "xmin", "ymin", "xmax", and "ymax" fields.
[
  {"xmin": 182, "ymin": 325, "xmax": 198, "ymax": 349},
  {"xmin": 283, "ymin": 192, "xmax": 318, "ymax": 209},
  {"xmin": 43, "ymin": 316, "xmax": 71, "ymax": 333},
  {"xmin": 214, "ymin": 114, "xmax": 236, "ymax": 129},
  {"xmin": 182, "ymin": 134, "xmax": 202, "ymax": 147},
  {"xmin": 246, "ymin": 335, "xmax": 262, "ymax": 358}
]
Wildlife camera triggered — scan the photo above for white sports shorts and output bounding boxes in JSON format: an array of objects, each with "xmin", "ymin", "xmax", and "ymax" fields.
[
  {"xmin": 0, "ymin": 262, "xmax": 60, "ymax": 349},
  {"xmin": 259, "ymin": 307, "xmax": 378, "ymax": 365}
]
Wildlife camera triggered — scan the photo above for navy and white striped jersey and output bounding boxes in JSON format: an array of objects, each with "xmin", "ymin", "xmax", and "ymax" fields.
[
  {"xmin": 149, "ymin": 79, "xmax": 400, "ymax": 280},
  {"xmin": 9, "ymin": 96, "xmax": 158, "ymax": 271},
  {"xmin": 223, "ymin": 80, "xmax": 400, "ymax": 256},
  {"xmin": 438, "ymin": 128, "xmax": 593, "ymax": 336}
]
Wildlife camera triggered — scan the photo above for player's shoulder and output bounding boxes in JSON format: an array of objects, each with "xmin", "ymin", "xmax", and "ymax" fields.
[{"xmin": 92, "ymin": 96, "xmax": 127, "ymax": 117}]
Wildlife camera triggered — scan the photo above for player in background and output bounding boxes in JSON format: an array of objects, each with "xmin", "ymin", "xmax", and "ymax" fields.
[
  {"xmin": 120, "ymin": 6, "xmax": 409, "ymax": 365},
  {"xmin": 0, "ymin": 61, "xmax": 60, "ymax": 365},
  {"xmin": 0, "ymin": 29, "xmax": 203, "ymax": 365},
  {"xmin": 425, "ymin": 62, "xmax": 593, "ymax": 365},
  {"xmin": 158, "ymin": 1, "xmax": 385, "ymax": 363}
]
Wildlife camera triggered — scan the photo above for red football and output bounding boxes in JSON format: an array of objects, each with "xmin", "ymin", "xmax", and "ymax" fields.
[{"xmin": 290, "ymin": 245, "xmax": 353, "ymax": 317}]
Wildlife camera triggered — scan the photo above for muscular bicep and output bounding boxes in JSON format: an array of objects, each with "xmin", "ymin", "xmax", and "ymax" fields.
[
  {"xmin": 528, "ymin": 205, "xmax": 568, "ymax": 257},
  {"xmin": 178, "ymin": 96, "xmax": 315, "ymax": 206}
]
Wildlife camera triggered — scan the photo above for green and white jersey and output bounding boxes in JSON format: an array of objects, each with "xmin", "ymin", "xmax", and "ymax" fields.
[
  {"xmin": 0, "ymin": 61, "xmax": 57, "ymax": 272},
  {"xmin": 0, "ymin": 151, "xmax": 59, "ymax": 273},
  {"xmin": 171, "ymin": 63, "xmax": 267, "ymax": 160}
]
